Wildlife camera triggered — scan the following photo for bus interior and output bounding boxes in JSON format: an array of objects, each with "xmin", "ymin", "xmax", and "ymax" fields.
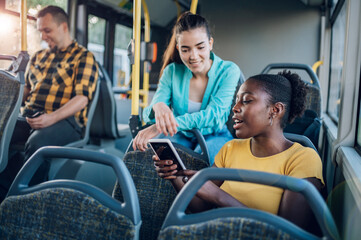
[{"xmin": 0, "ymin": 0, "xmax": 361, "ymax": 239}]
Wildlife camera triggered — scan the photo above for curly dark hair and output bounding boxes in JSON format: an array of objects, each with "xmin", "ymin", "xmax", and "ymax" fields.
[{"xmin": 249, "ymin": 70, "xmax": 308, "ymax": 128}]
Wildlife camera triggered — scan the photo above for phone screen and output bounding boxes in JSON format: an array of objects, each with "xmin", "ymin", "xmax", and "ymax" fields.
[{"xmin": 149, "ymin": 142, "xmax": 185, "ymax": 170}]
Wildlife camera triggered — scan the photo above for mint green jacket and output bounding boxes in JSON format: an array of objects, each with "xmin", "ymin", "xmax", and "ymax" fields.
[{"xmin": 143, "ymin": 52, "xmax": 241, "ymax": 137}]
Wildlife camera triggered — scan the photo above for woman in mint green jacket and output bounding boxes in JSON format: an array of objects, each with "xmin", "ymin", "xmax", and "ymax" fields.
[{"xmin": 133, "ymin": 12, "xmax": 241, "ymax": 164}]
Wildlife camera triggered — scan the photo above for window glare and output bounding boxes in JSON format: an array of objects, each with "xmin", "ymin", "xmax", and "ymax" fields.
[
  {"xmin": 5, "ymin": 0, "xmax": 68, "ymax": 16},
  {"xmin": 113, "ymin": 24, "xmax": 132, "ymax": 88},
  {"xmin": 0, "ymin": 14, "xmax": 41, "ymax": 69},
  {"xmin": 87, "ymin": 15, "xmax": 106, "ymax": 65},
  {"xmin": 327, "ymin": 2, "xmax": 346, "ymax": 123}
]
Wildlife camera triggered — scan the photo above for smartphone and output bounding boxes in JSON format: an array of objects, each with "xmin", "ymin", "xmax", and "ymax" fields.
[
  {"xmin": 148, "ymin": 139, "xmax": 186, "ymax": 171},
  {"xmin": 29, "ymin": 111, "xmax": 44, "ymax": 118},
  {"xmin": 23, "ymin": 109, "xmax": 44, "ymax": 118}
]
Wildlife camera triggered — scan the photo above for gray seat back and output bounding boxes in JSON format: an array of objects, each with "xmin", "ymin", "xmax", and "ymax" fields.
[
  {"xmin": 0, "ymin": 147, "xmax": 141, "ymax": 240},
  {"xmin": 0, "ymin": 69, "xmax": 24, "ymax": 172},
  {"xmin": 90, "ymin": 63, "xmax": 121, "ymax": 139},
  {"xmin": 159, "ymin": 168, "xmax": 340, "ymax": 240},
  {"xmin": 113, "ymin": 147, "xmax": 209, "ymax": 240}
]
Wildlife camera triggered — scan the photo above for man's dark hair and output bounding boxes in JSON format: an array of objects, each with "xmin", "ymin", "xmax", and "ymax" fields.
[{"xmin": 37, "ymin": 5, "xmax": 69, "ymax": 27}]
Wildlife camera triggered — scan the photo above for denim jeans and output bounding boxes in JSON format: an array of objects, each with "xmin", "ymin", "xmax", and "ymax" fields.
[{"xmin": 157, "ymin": 126, "xmax": 233, "ymax": 165}]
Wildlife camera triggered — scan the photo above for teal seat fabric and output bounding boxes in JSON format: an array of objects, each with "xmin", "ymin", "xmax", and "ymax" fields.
[
  {"xmin": 159, "ymin": 217, "xmax": 291, "ymax": 240},
  {"xmin": 0, "ymin": 188, "xmax": 135, "ymax": 240},
  {"xmin": 113, "ymin": 146, "xmax": 209, "ymax": 240}
]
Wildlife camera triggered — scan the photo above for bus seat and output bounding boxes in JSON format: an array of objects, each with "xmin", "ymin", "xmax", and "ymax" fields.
[
  {"xmin": 284, "ymin": 109, "xmax": 321, "ymax": 149},
  {"xmin": 90, "ymin": 63, "xmax": 128, "ymax": 140},
  {"xmin": 113, "ymin": 147, "xmax": 209, "ymax": 240},
  {"xmin": 45, "ymin": 66, "xmax": 101, "ymax": 182},
  {"xmin": 0, "ymin": 146, "xmax": 141, "ymax": 240},
  {"xmin": 49, "ymin": 63, "xmax": 129, "ymax": 192},
  {"xmin": 0, "ymin": 58, "xmax": 25, "ymax": 172},
  {"xmin": 261, "ymin": 63, "xmax": 322, "ymax": 148},
  {"xmin": 284, "ymin": 132, "xmax": 317, "ymax": 152},
  {"xmin": 158, "ymin": 168, "xmax": 340, "ymax": 240}
]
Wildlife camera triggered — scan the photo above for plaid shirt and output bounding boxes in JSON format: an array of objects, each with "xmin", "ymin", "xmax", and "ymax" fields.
[{"xmin": 24, "ymin": 41, "xmax": 98, "ymax": 127}]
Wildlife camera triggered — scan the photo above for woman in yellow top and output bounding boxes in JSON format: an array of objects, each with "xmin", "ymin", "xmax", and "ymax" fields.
[{"xmin": 153, "ymin": 70, "xmax": 324, "ymax": 232}]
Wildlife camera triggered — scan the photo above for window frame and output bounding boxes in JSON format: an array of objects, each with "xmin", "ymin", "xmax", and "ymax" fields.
[
  {"xmin": 355, "ymin": 68, "xmax": 361, "ymax": 153},
  {"xmin": 86, "ymin": 3, "xmax": 132, "ymax": 81},
  {"xmin": 330, "ymin": 0, "xmax": 346, "ymax": 25},
  {"xmin": 326, "ymin": 0, "xmax": 347, "ymax": 124}
]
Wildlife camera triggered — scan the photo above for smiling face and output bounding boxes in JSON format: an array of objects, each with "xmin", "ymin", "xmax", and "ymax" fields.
[
  {"xmin": 176, "ymin": 27, "xmax": 213, "ymax": 75},
  {"xmin": 232, "ymin": 79, "xmax": 274, "ymax": 139},
  {"xmin": 37, "ymin": 13, "xmax": 68, "ymax": 50}
]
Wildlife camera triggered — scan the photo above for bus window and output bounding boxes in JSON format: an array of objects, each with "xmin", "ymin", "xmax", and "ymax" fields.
[
  {"xmin": 5, "ymin": 0, "xmax": 67, "ymax": 14},
  {"xmin": 330, "ymin": 0, "xmax": 341, "ymax": 14},
  {"xmin": 87, "ymin": 15, "xmax": 106, "ymax": 65},
  {"xmin": 327, "ymin": 2, "xmax": 346, "ymax": 123},
  {"xmin": 0, "ymin": 14, "xmax": 41, "ymax": 69},
  {"xmin": 0, "ymin": 0, "xmax": 68, "ymax": 69},
  {"xmin": 113, "ymin": 24, "xmax": 132, "ymax": 88}
]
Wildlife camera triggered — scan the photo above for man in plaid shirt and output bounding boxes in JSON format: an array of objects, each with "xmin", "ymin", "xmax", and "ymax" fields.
[{"xmin": 0, "ymin": 6, "xmax": 98, "ymax": 201}]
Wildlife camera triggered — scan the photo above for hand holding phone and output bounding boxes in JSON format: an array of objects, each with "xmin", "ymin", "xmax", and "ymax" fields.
[
  {"xmin": 23, "ymin": 109, "xmax": 44, "ymax": 118},
  {"xmin": 148, "ymin": 139, "xmax": 186, "ymax": 171},
  {"xmin": 28, "ymin": 111, "xmax": 44, "ymax": 118}
]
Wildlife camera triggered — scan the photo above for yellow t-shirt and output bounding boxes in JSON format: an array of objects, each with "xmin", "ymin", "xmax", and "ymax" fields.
[{"xmin": 214, "ymin": 138, "xmax": 324, "ymax": 215}]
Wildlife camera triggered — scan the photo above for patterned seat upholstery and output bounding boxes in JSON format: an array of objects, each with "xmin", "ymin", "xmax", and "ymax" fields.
[
  {"xmin": 304, "ymin": 84, "xmax": 321, "ymax": 117},
  {"xmin": 158, "ymin": 217, "xmax": 291, "ymax": 240},
  {"xmin": 159, "ymin": 168, "xmax": 340, "ymax": 240},
  {"xmin": 0, "ymin": 70, "xmax": 23, "ymax": 172},
  {"xmin": 0, "ymin": 73, "xmax": 19, "ymax": 137},
  {"xmin": 0, "ymin": 147, "xmax": 141, "ymax": 240},
  {"xmin": 0, "ymin": 188, "xmax": 136, "ymax": 240},
  {"xmin": 113, "ymin": 147, "xmax": 209, "ymax": 240}
]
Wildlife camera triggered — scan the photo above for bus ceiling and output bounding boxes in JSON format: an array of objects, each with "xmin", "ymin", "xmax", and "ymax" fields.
[{"xmin": 92, "ymin": 0, "xmax": 194, "ymax": 27}]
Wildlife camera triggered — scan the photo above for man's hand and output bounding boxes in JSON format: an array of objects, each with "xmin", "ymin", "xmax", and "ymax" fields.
[
  {"xmin": 26, "ymin": 95, "xmax": 88, "ymax": 130},
  {"xmin": 26, "ymin": 113, "xmax": 56, "ymax": 129}
]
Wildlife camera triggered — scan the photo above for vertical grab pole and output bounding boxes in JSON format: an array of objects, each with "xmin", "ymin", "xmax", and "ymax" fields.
[
  {"xmin": 129, "ymin": 0, "xmax": 142, "ymax": 138},
  {"xmin": 190, "ymin": 0, "xmax": 198, "ymax": 13},
  {"xmin": 141, "ymin": 0, "xmax": 150, "ymax": 110},
  {"xmin": 131, "ymin": 0, "xmax": 141, "ymax": 115},
  {"xmin": 21, "ymin": 0, "xmax": 27, "ymax": 52}
]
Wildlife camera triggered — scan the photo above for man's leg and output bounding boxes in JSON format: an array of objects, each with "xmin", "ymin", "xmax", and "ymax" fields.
[
  {"xmin": 25, "ymin": 116, "xmax": 82, "ymax": 159},
  {"xmin": 25, "ymin": 116, "xmax": 82, "ymax": 185}
]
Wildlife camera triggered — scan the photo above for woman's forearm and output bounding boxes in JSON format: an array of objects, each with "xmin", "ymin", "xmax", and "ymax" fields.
[{"xmin": 170, "ymin": 177, "xmax": 246, "ymax": 213}]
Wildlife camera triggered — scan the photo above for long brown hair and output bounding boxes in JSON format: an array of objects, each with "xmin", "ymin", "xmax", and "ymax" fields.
[{"xmin": 160, "ymin": 11, "xmax": 211, "ymax": 76}]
